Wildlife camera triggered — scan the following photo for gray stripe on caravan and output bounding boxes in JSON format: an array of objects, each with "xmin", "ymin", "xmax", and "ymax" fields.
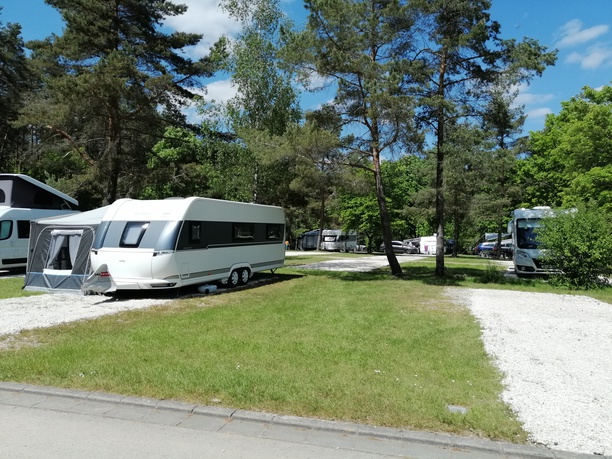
[
  {"xmin": 251, "ymin": 259, "xmax": 284, "ymax": 269},
  {"xmin": 178, "ymin": 267, "xmax": 230, "ymax": 280},
  {"xmin": 171, "ymin": 260, "xmax": 284, "ymax": 281}
]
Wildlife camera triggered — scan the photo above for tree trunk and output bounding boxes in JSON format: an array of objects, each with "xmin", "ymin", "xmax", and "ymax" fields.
[
  {"xmin": 105, "ymin": 107, "xmax": 120, "ymax": 205},
  {"xmin": 317, "ymin": 192, "xmax": 326, "ymax": 251},
  {"xmin": 452, "ymin": 213, "xmax": 460, "ymax": 257},
  {"xmin": 435, "ymin": 140, "xmax": 445, "ymax": 275},
  {"xmin": 435, "ymin": 55, "xmax": 447, "ymax": 277},
  {"xmin": 372, "ymin": 146, "xmax": 402, "ymax": 276}
]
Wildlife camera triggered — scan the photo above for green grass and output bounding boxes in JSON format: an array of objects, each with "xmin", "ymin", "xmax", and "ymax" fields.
[
  {"xmin": 0, "ymin": 275, "xmax": 41, "ymax": 299},
  {"xmin": 400, "ymin": 256, "xmax": 612, "ymax": 303},
  {"xmin": 0, "ymin": 256, "xmax": 609, "ymax": 444}
]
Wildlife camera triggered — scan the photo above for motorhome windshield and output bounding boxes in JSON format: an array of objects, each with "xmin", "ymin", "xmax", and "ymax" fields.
[{"xmin": 516, "ymin": 218, "xmax": 542, "ymax": 249}]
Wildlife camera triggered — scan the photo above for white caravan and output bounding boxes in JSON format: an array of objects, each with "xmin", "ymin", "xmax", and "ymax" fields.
[
  {"xmin": 418, "ymin": 236, "xmax": 437, "ymax": 255},
  {"xmin": 507, "ymin": 206, "xmax": 557, "ymax": 276},
  {"xmin": 0, "ymin": 174, "xmax": 79, "ymax": 270},
  {"xmin": 87, "ymin": 197, "xmax": 286, "ymax": 291},
  {"xmin": 320, "ymin": 229, "xmax": 357, "ymax": 252}
]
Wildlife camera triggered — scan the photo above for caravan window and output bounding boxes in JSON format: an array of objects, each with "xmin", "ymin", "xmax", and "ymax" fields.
[
  {"xmin": 233, "ymin": 223, "xmax": 254, "ymax": 241},
  {"xmin": 17, "ymin": 220, "xmax": 30, "ymax": 239},
  {"xmin": 189, "ymin": 222, "xmax": 202, "ymax": 243},
  {"xmin": 266, "ymin": 224, "xmax": 283, "ymax": 240},
  {"xmin": 0, "ymin": 220, "xmax": 12, "ymax": 240},
  {"xmin": 120, "ymin": 222, "xmax": 150, "ymax": 247}
]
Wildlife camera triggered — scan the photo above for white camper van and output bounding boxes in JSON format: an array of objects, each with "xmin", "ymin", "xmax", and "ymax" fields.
[
  {"xmin": 87, "ymin": 197, "xmax": 286, "ymax": 291},
  {"xmin": 0, "ymin": 174, "xmax": 79, "ymax": 270}
]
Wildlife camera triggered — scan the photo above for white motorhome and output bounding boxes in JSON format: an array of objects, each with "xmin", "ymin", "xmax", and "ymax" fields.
[
  {"xmin": 0, "ymin": 174, "xmax": 79, "ymax": 270},
  {"xmin": 320, "ymin": 229, "xmax": 357, "ymax": 252},
  {"xmin": 507, "ymin": 206, "xmax": 556, "ymax": 276},
  {"xmin": 87, "ymin": 197, "xmax": 285, "ymax": 291}
]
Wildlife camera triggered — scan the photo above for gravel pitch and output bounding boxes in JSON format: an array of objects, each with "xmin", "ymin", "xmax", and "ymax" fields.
[
  {"xmin": 1, "ymin": 261, "xmax": 611, "ymax": 456},
  {"xmin": 448, "ymin": 288, "xmax": 612, "ymax": 456},
  {"xmin": 0, "ymin": 293, "xmax": 172, "ymax": 338}
]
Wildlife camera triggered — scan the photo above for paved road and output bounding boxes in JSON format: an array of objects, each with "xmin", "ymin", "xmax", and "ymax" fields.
[{"xmin": 0, "ymin": 383, "xmax": 599, "ymax": 459}]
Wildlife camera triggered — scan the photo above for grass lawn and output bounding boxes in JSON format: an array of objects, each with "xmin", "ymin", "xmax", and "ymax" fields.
[{"xmin": 0, "ymin": 255, "xmax": 609, "ymax": 443}]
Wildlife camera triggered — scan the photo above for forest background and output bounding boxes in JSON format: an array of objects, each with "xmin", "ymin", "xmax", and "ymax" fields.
[{"xmin": 1, "ymin": 0, "xmax": 611, "ymax": 278}]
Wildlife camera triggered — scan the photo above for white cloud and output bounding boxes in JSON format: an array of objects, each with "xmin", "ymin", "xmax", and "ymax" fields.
[
  {"xmin": 163, "ymin": 0, "xmax": 242, "ymax": 57},
  {"xmin": 203, "ymin": 79, "xmax": 237, "ymax": 104},
  {"xmin": 180, "ymin": 79, "xmax": 236, "ymax": 124},
  {"xmin": 566, "ymin": 45, "xmax": 612, "ymax": 69},
  {"xmin": 555, "ymin": 19, "xmax": 609, "ymax": 48},
  {"xmin": 526, "ymin": 107, "xmax": 553, "ymax": 119},
  {"xmin": 512, "ymin": 83, "xmax": 554, "ymax": 107}
]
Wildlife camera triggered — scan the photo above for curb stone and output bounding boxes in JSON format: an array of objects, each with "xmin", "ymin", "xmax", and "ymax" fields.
[{"xmin": 0, "ymin": 381, "xmax": 603, "ymax": 459}]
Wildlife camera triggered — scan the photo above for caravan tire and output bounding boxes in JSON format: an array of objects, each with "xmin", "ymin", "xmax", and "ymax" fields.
[
  {"xmin": 239, "ymin": 268, "xmax": 250, "ymax": 285},
  {"xmin": 228, "ymin": 270, "xmax": 240, "ymax": 288}
]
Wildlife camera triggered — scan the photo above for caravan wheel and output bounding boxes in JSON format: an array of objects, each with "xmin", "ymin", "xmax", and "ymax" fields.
[
  {"xmin": 239, "ymin": 268, "xmax": 250, "ymax": 285},
  {"xmin": 228, "ymin": 270, "xmax": 240, "ymax": 287}
]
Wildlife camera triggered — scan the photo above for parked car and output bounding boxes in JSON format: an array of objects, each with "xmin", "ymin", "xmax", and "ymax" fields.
[
  {"xmin": 474, "ymin": 241, "xmax": 496, "ymax": 257},
  {"xmin": 380, "ymin": 240, "xmax": 418, "ymax": 254}
]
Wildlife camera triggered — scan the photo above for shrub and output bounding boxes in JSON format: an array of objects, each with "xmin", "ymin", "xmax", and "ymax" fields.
[{"xmin": 538, "ymin": 207, "xmax": 612, "ymax": 289}]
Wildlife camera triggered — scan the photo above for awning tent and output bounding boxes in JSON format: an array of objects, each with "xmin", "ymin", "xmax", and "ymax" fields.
[{"xmin": 24, "ymin": 206, "xmax": 109, "ymax": 292}]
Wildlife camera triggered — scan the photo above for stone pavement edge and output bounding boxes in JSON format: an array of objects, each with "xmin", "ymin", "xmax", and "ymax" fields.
[{"xmin": 0, "ymin": 382, "xmax": 602, "ymax": 459}]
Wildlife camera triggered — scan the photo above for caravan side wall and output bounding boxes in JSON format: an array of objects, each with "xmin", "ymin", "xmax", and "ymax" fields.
[
  {"xmin": 90, "ymin": 198, "xmax": 286, "ymax": 290},
  {"xmin": 320, "ymin": 230, "xmax": 357, "ymax": 252},
  {"xmin": 0, "ymin": 208, "xmax": 78, "ymax": 269}
]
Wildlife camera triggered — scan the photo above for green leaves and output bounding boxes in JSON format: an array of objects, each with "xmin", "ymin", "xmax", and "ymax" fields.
[
  {"xmin": 520, "ymin": 84, "xmax": 612, "ymax": 210},
  {"xmin": 21, "ymin": 0, "xmax": 223, "ymax": 204},
  {"xmin": 538, "ymin": 207, "xmax": 612, "ymax": 289}
]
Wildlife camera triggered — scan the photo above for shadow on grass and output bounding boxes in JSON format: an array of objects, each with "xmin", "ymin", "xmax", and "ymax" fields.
[
  {"xmin": 285, "ymin": 263, "xmax": 539, "ymax": 288},
  {"xmin": 103, "ymin": 271, "xmax": 305, "ymax": 302},
  {"xmin": 99, "ymin": 263, "xmax": 540, "ymax": 301}
]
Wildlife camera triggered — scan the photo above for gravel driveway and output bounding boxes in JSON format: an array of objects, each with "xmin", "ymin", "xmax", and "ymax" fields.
[
  {"xmin": 448, "ymin": 288, "xmax": 612, "ymax": 456},
  {"xmin": 1, "ymin": 258, "xmax": 611, "ymax": 456}
]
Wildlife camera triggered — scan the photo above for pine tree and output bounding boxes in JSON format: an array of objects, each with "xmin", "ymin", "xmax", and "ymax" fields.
[{"xmin": 22, "ymin": 0, "xmax": 225, "ymax": 204}]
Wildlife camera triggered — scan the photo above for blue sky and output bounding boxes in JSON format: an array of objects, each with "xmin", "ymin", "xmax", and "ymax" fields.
[{"xmin": 2, "ymin": 0, "xmax": 612, "ymax": 135}]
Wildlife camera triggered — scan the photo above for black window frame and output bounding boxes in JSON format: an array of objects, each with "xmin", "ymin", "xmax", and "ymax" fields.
[
  {"xmin": 266, "ymin": 224, "xmax": 283, "ymax": 241},
  {"xmin": 233, "ymin": 223, "xmax": 255, "ymax": 241},
  {"xmin": 120, "ymin": 221, "xmax": 150, "ymax": 248},
  {"xmin": 17, "ymin": 220, "xmax": 30, "ymax": 239}
]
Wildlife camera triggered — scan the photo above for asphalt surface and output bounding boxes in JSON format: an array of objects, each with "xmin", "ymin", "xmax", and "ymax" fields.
[{"xmin": 0, "ymin": 382, "xmax": 601, "ymax": 459}]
